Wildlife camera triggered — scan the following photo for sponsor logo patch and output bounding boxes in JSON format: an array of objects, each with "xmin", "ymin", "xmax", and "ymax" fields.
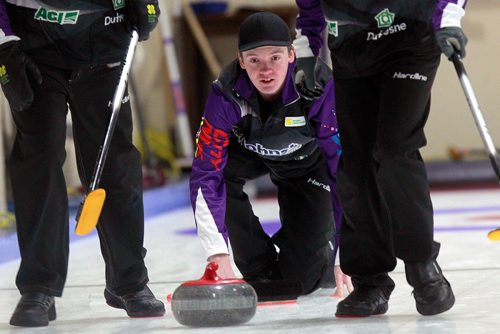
[
  {"xmin": 243, "ymin": 142, "xmax": 302, "ymax": 156},
  {"xmin": 34, "ymin": 7, "xmax": 79, "ymax": 25},
  {"xmin": 393, "ymin": 72, "xmax": 428, "ymax": 81},
  {"xmin": 326, "ymin": 20, "xmax": 339, "ymax": 37},
  {"xmin": 112, "ymin": 0, "xmax": 125, "ymax": 10},
  {"xmin": 0, "ymin": 65, "xmax": 9, "ymax": 85},
  {"xmin": 367, "ymin": 23, "xmax": 406, "ymax": 41},
  {"xmin": 284, "ymin": 116, "xmax": 306, "ymax": 127},
  {"xmin": 105, "ymin": 13, "xmax": 125, "ymax": 26},
  {"xmin": 147, "ymin": 4, "xmax": 158, "ymax": 23},
  {"xmin": 307, "ymin": 178, "xmax": 331, "ymax": 192},
  {"xmin": 374, "ymin": 8, "xmax": 395, "ymax": 28}
]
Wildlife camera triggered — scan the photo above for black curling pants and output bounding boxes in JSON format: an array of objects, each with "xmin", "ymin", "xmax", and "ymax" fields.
[
  {"xmin": 8, "ymin": 63, "xmax": 148, "ymax": 297},
  {"xmin": 334, "ymin": 43, "xmax": 442, "ymax": 278},
  {"xmin": 223, "ymin": 141, "xmax": 334, "ymax": 294}
]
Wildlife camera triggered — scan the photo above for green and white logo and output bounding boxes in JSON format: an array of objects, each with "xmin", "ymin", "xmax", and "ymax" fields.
[
  {"xmin": 374, "ymin": 8, "xmax": 395, "ymax": 28},
  {"xmin": 326, "ymin": 20, "xmax": 338, "ymax": 37},
  {"xmin": 112, "ymin": 0, "xmax": 125, "ymax": 10},
  {"xmin": 284, "ymin": 116, "xmax": 306, "ymax": 127},
  {"xmin": 34, "ymin": 7, "xmax": 79, "ymax": 25}
]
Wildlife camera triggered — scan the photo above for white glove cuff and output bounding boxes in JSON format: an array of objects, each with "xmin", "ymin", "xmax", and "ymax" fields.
[
  {"xmin": 440, "ymin": 2, "xmax": 465, "ymax": 28},
  {"xmin": 292, "ymin": 32, "xmax": 314, "ymax": 58}
]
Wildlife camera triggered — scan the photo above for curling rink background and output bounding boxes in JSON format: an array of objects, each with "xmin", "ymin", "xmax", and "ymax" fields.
[{"xmin": 1, "ymin": 180, "xmax": 500, "ymax": 333}]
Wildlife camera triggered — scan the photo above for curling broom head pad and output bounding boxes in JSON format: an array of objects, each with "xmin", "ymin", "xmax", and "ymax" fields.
[
  {"xmin": 75, "ymin": 188, "xmax": 106, "ymax": 236},
  {"xmin": 171, "ymin": 262, "xmax": 257, "ymax": 327}
]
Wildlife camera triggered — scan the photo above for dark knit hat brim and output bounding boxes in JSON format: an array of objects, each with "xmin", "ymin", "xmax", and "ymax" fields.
[{"xmin": 239, "ymin": 40, "xmax": 291, "ymax": 52}]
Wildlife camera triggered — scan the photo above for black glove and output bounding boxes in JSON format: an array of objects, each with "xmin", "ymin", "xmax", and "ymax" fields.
[
  {"xmin": 435, "ymin": 27, "xmax": 468, "ymax": 59},
  {"xmin": 126, "ymin": 0, "xmax": 160, "ymax": 41},
  {"xmin": 0, "ymin": 41, "xmax": 42, "ymax": 112},
  {"xmin": 294, "ymin": 57, "xmax": 324, "ymax": 100}
]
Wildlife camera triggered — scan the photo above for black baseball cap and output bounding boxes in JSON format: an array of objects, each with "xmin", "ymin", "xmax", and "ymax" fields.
[{"xmin": 238, "ymin": 12, "xmax": 292, "ymax": 52}]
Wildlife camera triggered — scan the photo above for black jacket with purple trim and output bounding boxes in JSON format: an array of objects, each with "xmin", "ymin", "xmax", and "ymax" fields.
[
  {"xmin": 294, "ymin": 0, "xmax": 467, "ymax": 77},
  {"xmin": 190, "ymin": 59, "xmax": 342, "ymax": 259}
]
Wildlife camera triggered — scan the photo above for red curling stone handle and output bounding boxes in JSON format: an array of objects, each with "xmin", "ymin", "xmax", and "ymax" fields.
[{"xmin": 181, "ymin": 262, "xmax": 247, "ymax": 286}]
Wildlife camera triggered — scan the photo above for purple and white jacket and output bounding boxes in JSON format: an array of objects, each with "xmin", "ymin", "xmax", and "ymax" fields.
[{"xmin": 190, "ymin": 59, "xmax": 342, "ymax": 259}]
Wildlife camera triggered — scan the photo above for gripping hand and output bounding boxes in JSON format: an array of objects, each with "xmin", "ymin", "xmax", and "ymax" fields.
[
  {"xmin": 0, "ymin": 41, "xmax": 42, "ymax": 112},
  {"xmin": 295, "ymin": 57, "xmax": 324, "ymax": 100},
  {"xmin": 126, "ymin": 0, "xmax": 161, "ymax": 41},
  {"xmin": 435, "ymin": 27, "xmax": 468, "ymax": 59}
]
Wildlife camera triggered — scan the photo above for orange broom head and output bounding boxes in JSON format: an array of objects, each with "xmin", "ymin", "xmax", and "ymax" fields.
[
  {"xmin": 488, "ymin": 229, "xmax": 500, "ymax": 241},
  {"xmin": 75, "ymin": 188, "xmax": 106, "ymax": 236}
]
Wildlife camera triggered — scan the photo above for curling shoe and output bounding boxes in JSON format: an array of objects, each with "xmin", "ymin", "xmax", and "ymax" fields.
[
  {"xmin": 335, "ymin": 274, "xmax": 395, "ymax": 318},
  {"xmin": 9, "ymin": 292, "xmax": 56, "ymax": 327},
  {"xmin": 105, "ymin": 285, "xmax": 165, "ymax": 317},
  {"xmin": 405, "ymin": 259, "xmax": 455, "ymax": 316}
]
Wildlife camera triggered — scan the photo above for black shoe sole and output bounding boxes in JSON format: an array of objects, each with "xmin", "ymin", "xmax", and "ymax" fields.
[
  {"xmin": 104, "ymin": 289, "xmax": 165, "ymax": 318},
  {"xmin": 335, "ymin": 302, "xmax": 389, "ymax": 318}
]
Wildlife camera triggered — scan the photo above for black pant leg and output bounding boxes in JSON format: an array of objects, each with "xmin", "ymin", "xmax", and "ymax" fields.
[
  {"xmin": 375, "ymin": 47, "xmax": 440, "ymax": 262},
  {"xmin": 69, "ymin": 65, "xmax": 148, "ymax": 294},
  {"xmin": 9, "ymin": 65, "xmax": 70, "ymax": 296},
  {"xmin": 271, "ymin": 157, "xmax": 334, "ymax": 293},
  {"xmin": 223, "ymin": 140, "xmax": 278, "ymax": 278},
  {"xmin": 335, "ymin": 42, "xmax": 441, "ymax": 278},
  {"xmin": 335, "ymin": 74, "xmax": 397, "ymax": 277}
]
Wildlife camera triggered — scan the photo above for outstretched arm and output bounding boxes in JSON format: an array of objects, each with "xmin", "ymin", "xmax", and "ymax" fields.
[{"xmin": 190, "ymin": 84, "xmax": 241, "ymax": 277}]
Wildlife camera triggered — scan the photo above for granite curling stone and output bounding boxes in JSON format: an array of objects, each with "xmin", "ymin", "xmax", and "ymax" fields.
[{"xmin": 171, "ymin": 262, "xmax": 257, "ymax": 327}]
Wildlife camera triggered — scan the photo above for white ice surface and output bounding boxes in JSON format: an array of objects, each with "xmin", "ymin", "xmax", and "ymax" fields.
[{"xmin": 1, "ymin": 188, "xmax": 500, "ymax": 333}]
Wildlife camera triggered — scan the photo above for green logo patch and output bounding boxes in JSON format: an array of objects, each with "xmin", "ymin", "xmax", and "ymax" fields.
[
  {"xmin": 326, "ymin": 20, "xmax": 338, "ymax": 37},
  {"xmin": 374, "ymin": 8, "xmax": 395, "ymax": 28},
  {"xmin": 34, "ymin": 7, "xmax": 80, "ymax": 25},
  {"xmin": 113, "ymin": 0, "xmax": 125, "ymax": 10}
]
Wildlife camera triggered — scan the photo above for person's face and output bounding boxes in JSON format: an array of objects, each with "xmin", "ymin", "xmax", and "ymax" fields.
[{"xmin": 239, "ymin": 45, "xmax": 295, "ymax": 101}]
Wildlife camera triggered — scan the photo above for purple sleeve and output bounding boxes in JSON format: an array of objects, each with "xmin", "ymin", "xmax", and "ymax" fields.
[
  {"xmin": 0, "ymin": 0, "xmax": 15, "ymax": 37},
  {"xmin": 307, "ymin": 78, "xmax": 343, "ymax": 246},
  {"xmin": 433, "ymin": 0, "xmax": 468, "ymax": 30},
  {"xmin": 295, "ymin": 0, "xmax": 326, "ymax": 56},
  {"xmin": 189, "ymin": 84, "xmax": 241, "ymax": 257}
]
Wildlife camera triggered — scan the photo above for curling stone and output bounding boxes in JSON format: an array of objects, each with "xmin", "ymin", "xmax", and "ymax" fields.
[{"xmin": 171, "ymin": 262, "xmax": 257, "ymax": 327}]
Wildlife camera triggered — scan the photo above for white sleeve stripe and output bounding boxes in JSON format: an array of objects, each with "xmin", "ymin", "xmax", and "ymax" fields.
[
  {"xmin": 440, "ymin": 3, "xmax": 465, "ymax": 28},
  {"xmin": 0, "ymin": 35, "xmax": 20, "ymax": 44},
  {"xmin": 194, "ymin": 187, "xmax": 229, "ymax": 259}
]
